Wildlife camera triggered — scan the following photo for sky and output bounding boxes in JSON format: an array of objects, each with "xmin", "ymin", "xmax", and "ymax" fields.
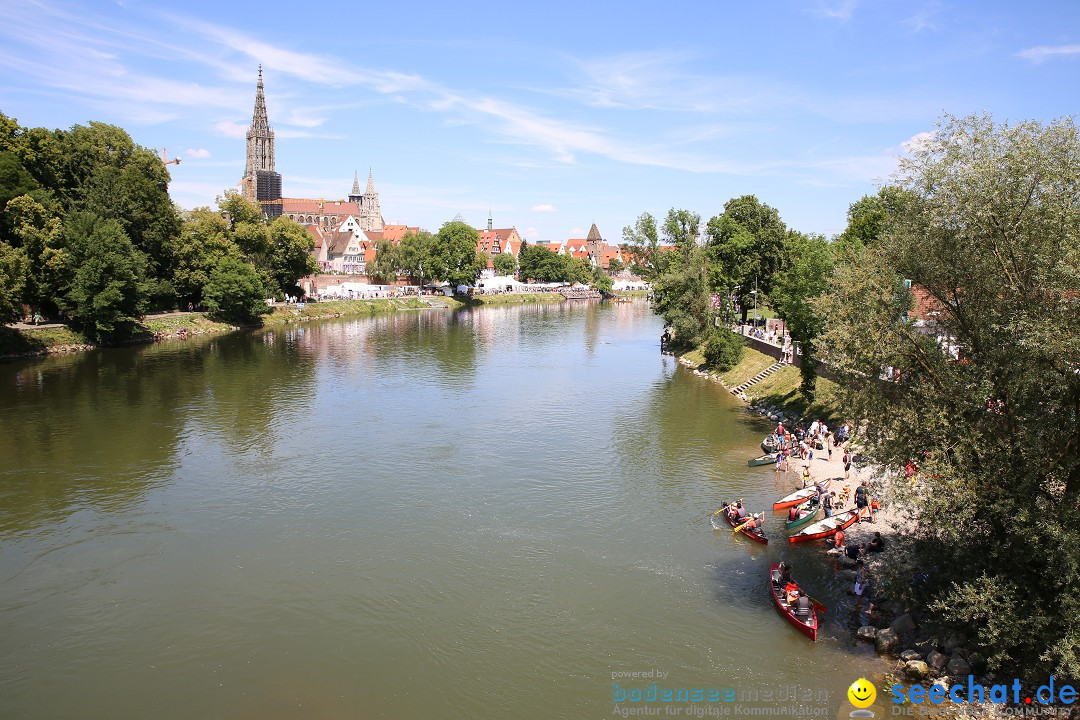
[{"xmin": 1, "ymin": 0, "xmax": 1078, "ymax": 244}]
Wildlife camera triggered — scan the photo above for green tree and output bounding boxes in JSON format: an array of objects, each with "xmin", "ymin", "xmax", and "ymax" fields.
[
  {"xmin": 202, "ymin": 254, "xmax": 271, "ymax": 324},
  {"xmin": 5, "ymin": 194, "xmax": 67, "ymax": 312},
  {"xmin": 621, "ymin": 212, "xmax": 672, "ymax": 279},
  {"xmin": 368, "ymin": 239, "xmax": 400, "ymax": 284},
  {"xmin": 651, "ymin": 244, "xmax": 712, "ymax": 348},
  {"xmin": 431, "ymin": 221, "xmax": 485, "ymax": 288},
  {"xmin": 606, "ymin": 257, "xmax": 625, "ymax": 275},
  {"xmin": 833, "ymin": 187, "xmax": 914, "ymax": 261},
  {"xmin": 703, "ymin": 330, "xmax": 744, "ymax": 371},
  {"xmin": 396, "ymin": 230, "xmax": 435, "ymax": 284},
  {"xmin": 267, "ymin": 216, "xmax": 318, "ymax": 295},
  {"xmin": 169, "ymin": 208, "xmax": 238, "ymax": 304},
  {"xmin": 0, "ymin": 240, "xmax": 27, "ymax": 320},
  {"xmin": 517, "ymin": 244, "xmax": 564, "ymax": 282},
  {"xmin": 770, "ymin": 231, "xmax": 833, "ymax": 400},
  {"xmin": 60, "ymin": 212, "xmax": 146, "ymax": 340},
  {"xmin": 705, "ymin": 195, "xmax": 787, "ymax": 322},
  {"xmin": 661, "ymin": 208, "xmax": 701, "ymax": 251},
  {"xmin": 817, "ymin": 114, "xmax": 1080, "ymax": 680},
  {"xmin": 493, "ymin": 252, "xmax": 517, "ymax": 276},
  {"xmin": 590, "ymin": 266, "xmax": 613, "ymax": 294}
]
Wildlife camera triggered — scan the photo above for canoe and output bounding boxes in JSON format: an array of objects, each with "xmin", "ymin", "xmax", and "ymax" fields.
[
  {"xmin": 769, "ymin": 562, "xmax": 818, "ymax": 641},
  {"xmin": 761, "ymin": 435, "xmax": 779, "ymax": 453},
  {"xmin": 787, "ymin": 509, "xmax": 859, "ymax": 544},
  {"xmin": 712, "ymin": 503, "xmax": 768, "ymax": 545},
  {"xmin": 784, "ymin": 497, "xmax": 822, "ymax": 532},
  {"xmin": 748, "ymin": 453, "xmax": 778, "ymax": 467},
  {"xmin": 772, "ymin": 480, "xmax": 831, "ymax": 511}
]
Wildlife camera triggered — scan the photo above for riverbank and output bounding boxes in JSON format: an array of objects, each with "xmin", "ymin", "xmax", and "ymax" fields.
[
  {"xmin": 1, "ymin": 293, "xmax": 645, "ymax": 360},
  {"xmin": 677, "ymin": 343, "xmax": 843, "ymax": 423},
  {"xmin": 682, "ymin": 338, "xmax": 1004, "ymax": 710}
]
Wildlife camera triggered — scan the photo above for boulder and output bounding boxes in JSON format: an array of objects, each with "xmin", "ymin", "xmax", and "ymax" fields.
[
  {"xmin": 899, "ymin": 649, "xmax": 923, "ymax": 662},
  {"xmin": 876, "ymin": 628, "xmax": 900, "ymax": 654},
  {"xmin": 904, "ymin": 660, "xmax": 931, "ymax": 680},
  {"xmin": 951, "ymin": 647, "xmax": 970, "ymax": 660},
  {"xmin": 837, "ymin": 555, "xmax": 859, "ymax": 568},
  {"xmin": 926, "ymin": 649, "xmax": 949, "ymax": 672},
  {"xmin": 769, "ymin": 413, "xmax": 780, "ymax": 422},
  {"xmin": 947, "ymin": 657, "xmax": 971, "ymax": 676},
  {"xmin": 891, "ymin": 613, "xmax": 917, "ymax": 634},
  {"xmin": 856, "ymin": 626, "xmax": 878, "ymax": 642},
  {"xmin": 942, "ymin": 633, "xmax": 962, "ymax": 653}
]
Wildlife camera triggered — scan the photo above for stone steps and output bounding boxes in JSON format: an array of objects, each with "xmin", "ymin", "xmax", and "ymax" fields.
[{"xmin": 730, "ymin": 361, "xmax": 786, "ymax": 395}]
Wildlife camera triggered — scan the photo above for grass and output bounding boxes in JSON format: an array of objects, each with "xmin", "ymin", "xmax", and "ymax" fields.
[
  {"xmin": 0, "ymin": 325, "xmax": 90, "ymax": 357},
  {"xmin": 676, "ymin": 340, "xmax": 843, "ymax": 423},
  {"xmin": 435, "ymin": 292, "xmax": 567, "ymax": 309},
  {"xmin": 717, "ymin": 346, "xmax": 777, "ymax": 387}
]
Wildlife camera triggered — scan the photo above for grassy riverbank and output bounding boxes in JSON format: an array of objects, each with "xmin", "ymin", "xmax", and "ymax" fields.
[
  {"xmin": 680, "ymin": 343, "xmax": 842, "ymax": 422},
  {"xmin": 1, "ymin": 293, "xmax": 598, "ymax": 359}
]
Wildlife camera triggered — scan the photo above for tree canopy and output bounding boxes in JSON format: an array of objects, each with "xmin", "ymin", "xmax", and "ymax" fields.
[{"xmin": 818, "ymin": 113, "xmax": 1080, "ymax": 679}]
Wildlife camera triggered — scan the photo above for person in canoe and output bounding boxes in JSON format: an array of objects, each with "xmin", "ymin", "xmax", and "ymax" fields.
[
  {"xmin": 742, "ymin": 513, "xmax": 762, "ymax": 534},
  {"xmin": 788, "ymin": 505, "xmax": 798, "ymax": 522}
]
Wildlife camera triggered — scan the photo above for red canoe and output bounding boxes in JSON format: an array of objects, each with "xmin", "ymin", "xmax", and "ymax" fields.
[
  {"xmin": 769, "ymin": 563, "xmax": 818, "ymax": 641},
  {"xmin": 772, "ymin": 480, "xmax": 831, "ymax": 511},
  {"xmin": 712, "ymin": 503, "xmax": 768, "ymax": 545},
  {"xmin": 787, "ymin": 509, "xmax": 859, "ymax": 544}
]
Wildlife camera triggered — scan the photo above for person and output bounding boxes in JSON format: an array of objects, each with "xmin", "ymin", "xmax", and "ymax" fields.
[
  {"xmin": 845, "ymin": 542, "xmax": 863, "ymax": 561},
  {"xmin": 855, "ymin": 483, "xmax": 869, "ymax": 522},
  {"xmin": 788, "ymin": 505, "xmax": 798, "ymax": 522},
  {"xmin": 826, "ymin": 527, "xmax": 845, "ymax": 549},
  {"xmin": 801, "ymin": 466, "xmax": 812, "ymax": 487},
  {"xmin": 731, "ymin": 502, "xmax": 748, "ymax": 523},
  {"xmin": 795, "ymin": 593, "xmax": 812, "ymax": 619},
  {"xmin": 868, "ymin": 532, "xmax": 885, "ymax": 553},
  {"xmin": 839, "ymin": 483, "xmax": 850, "ymax": 507},
  {"xmin": 823, "ymin": 491, "xmax": 835, "ymax": 519},
  {"xmin": 742, "ymin": 513, "xmax": 760, "ymax": 533},
  {"xmin": 853, "ymin": 568, "xmax": 866, "ymax": 597},
  {"xmin": 870, "ymin": 497, "xmax": 881, "ymax": 521},
  {"xmin": 775, "ymin": 452, "xmax": 784, "ymax": 473},
  {"xmin": 779, "ymin": 562, "xmax": 793, "ymax": 584},
  {"xmin": 786, "ymin": 586, "xmax": 800, "ymax": 606},
  {"xmin": 843, "ymin": 450, "xmax": 852, "ymax": 481}
]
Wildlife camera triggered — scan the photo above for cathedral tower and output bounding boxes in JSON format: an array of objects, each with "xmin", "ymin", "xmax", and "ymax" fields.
[
  {"xmin": 357, "ymin": 168, "xmax": 384, "ymax": 232},
  {"xmin": 241, "ymin": 65, "xmax": 282, "ymax": 214}
]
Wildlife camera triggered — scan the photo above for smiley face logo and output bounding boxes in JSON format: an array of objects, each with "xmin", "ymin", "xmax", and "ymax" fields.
[{"xmin": 848, "ymin": 678, "xmax": 877, "ymax": 708}]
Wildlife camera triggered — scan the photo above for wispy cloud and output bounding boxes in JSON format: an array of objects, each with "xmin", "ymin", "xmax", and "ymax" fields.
[
  {"xmin": 902, "ymin": 2, "xmax": 943, "ymax": 32},
  {"xmin": 810, "ymin": 0, "xmax": 859, "ymax": 21},
  {"xmin": 215, "ymin": 121, "xmax": 248, "ymax": 138},
  {"xmin": 1016, "ymin": 44, "xmax": 1080, "ymax": 63},
  {"xmin": 530, "ymin": 204, "xmax": 557, "ymax": 212},
  {"xmin": 185, "ymin": 148, "xmax": 212, "ymax": 158}
]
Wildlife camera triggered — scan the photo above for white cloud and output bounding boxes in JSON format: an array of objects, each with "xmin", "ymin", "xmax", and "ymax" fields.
[
  {"xmin": 569, "ymin": 228, "xmax": 585, "ymax": 236},
  {"xmin": 530, "ymin": 204, "xmax": 557, "ymax": 213},
  {"xmin": 185, "ymin": 148, "xmax": 211, "ymax": 158},
  {"xmin": 901, "ymin": 131, "xmax": 934, "ymax": 154},
  {"xmin": 1016, "ymin": 44, "xmax": 1080, "ymax": 64},
  {"xmin": 215, "ymin": 120, "xmax": 248, "ymax": 138}
]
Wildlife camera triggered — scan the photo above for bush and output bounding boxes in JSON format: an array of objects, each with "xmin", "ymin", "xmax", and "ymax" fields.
[
  {"xmin": 202, "ymin": 255, "xmax": 270, "ymax": 324},
  {"xmin": 703, "ymin": 330, "xmax": 744, "ymax": 371}
]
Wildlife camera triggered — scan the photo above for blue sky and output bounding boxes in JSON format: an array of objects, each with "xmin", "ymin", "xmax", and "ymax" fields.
[{"xmin": 1, "ymin": 0, "xmax": 1077, "ymax": 243}]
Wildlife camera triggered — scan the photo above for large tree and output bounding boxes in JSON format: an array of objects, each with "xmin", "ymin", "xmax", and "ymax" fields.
[
  {"xmin": 705, "ymin": 195, "xmax": 787, "ymax": 322},
  {"xmin": 818, "ymin": 114, "xmax": 1080, "ymax": 679},
  {"xmin": 431, "ymin": 221, "xmax": 485, "ymax": 288},
  {"xmin": 769, "ymin": 231, "xmax": 833, "ymax": 399}
]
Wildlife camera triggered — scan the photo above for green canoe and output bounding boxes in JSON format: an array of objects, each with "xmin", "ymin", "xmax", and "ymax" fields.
[
  {"xmin": 784, "ymin": 497, "xmax": 822, "ymax": 532},
  {"xmin": 748, "ymin": 453, "xmax": 779, "ymax": 467}
]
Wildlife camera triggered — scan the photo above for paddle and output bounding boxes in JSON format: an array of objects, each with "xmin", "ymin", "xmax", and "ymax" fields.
[
  {"xmin": 807, "ymin": 597, "xmax": 827, "ymax": 614},
  {"xmin": 732, "ymin": 520, "xmax": 749, "ymax": 534}
]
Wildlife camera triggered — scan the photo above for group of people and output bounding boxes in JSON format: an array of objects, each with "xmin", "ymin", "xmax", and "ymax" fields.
[
  {"xmin": 771, "ymin": 562, "xmax": 813, "ymax": 621},
  {"xmin": 723, "ymin": 502, "xmax": 763, "ymax": 534}
]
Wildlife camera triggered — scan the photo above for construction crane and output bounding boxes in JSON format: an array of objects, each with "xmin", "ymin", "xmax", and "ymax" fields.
[{"xmin": 161, "ymin": 148, "xmax": 181, "ymax": 166}]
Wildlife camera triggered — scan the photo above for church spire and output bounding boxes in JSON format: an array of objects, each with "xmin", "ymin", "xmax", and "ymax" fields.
[
  {"xmin": 366, "ymin": 168, "xmax": 375, "ymax": 194},
  {"xmin": 352, "ymin": 170, "xmax": 360, "ymax": 196},
  {"xmin": 242, "ymin": 65, "xmax": 280, "ymax": 205}
]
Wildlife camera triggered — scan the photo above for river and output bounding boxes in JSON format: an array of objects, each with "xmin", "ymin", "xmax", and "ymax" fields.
[{"xmin": 0, "ymin": 301, "xmax": 882, "ymax": 719}]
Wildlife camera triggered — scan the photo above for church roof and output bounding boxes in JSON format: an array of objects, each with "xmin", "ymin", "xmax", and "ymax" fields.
[
  {"xmin": 586, "ymin": 223, "xmax": 602, "ymax": 242},
  {"xmin": 281, "ymin": 197, "xmax": 361, "ymax": 214}
]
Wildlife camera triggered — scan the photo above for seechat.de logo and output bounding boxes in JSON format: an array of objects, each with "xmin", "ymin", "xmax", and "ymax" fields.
[{"xmin": 848, "ymin": 678, "xmax": 877, "ymax": 718}]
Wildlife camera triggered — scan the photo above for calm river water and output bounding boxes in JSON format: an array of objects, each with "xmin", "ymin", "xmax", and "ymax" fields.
[{"xmin": 1, "ymin": 301, "xmax": 883, "ymax": 719}]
